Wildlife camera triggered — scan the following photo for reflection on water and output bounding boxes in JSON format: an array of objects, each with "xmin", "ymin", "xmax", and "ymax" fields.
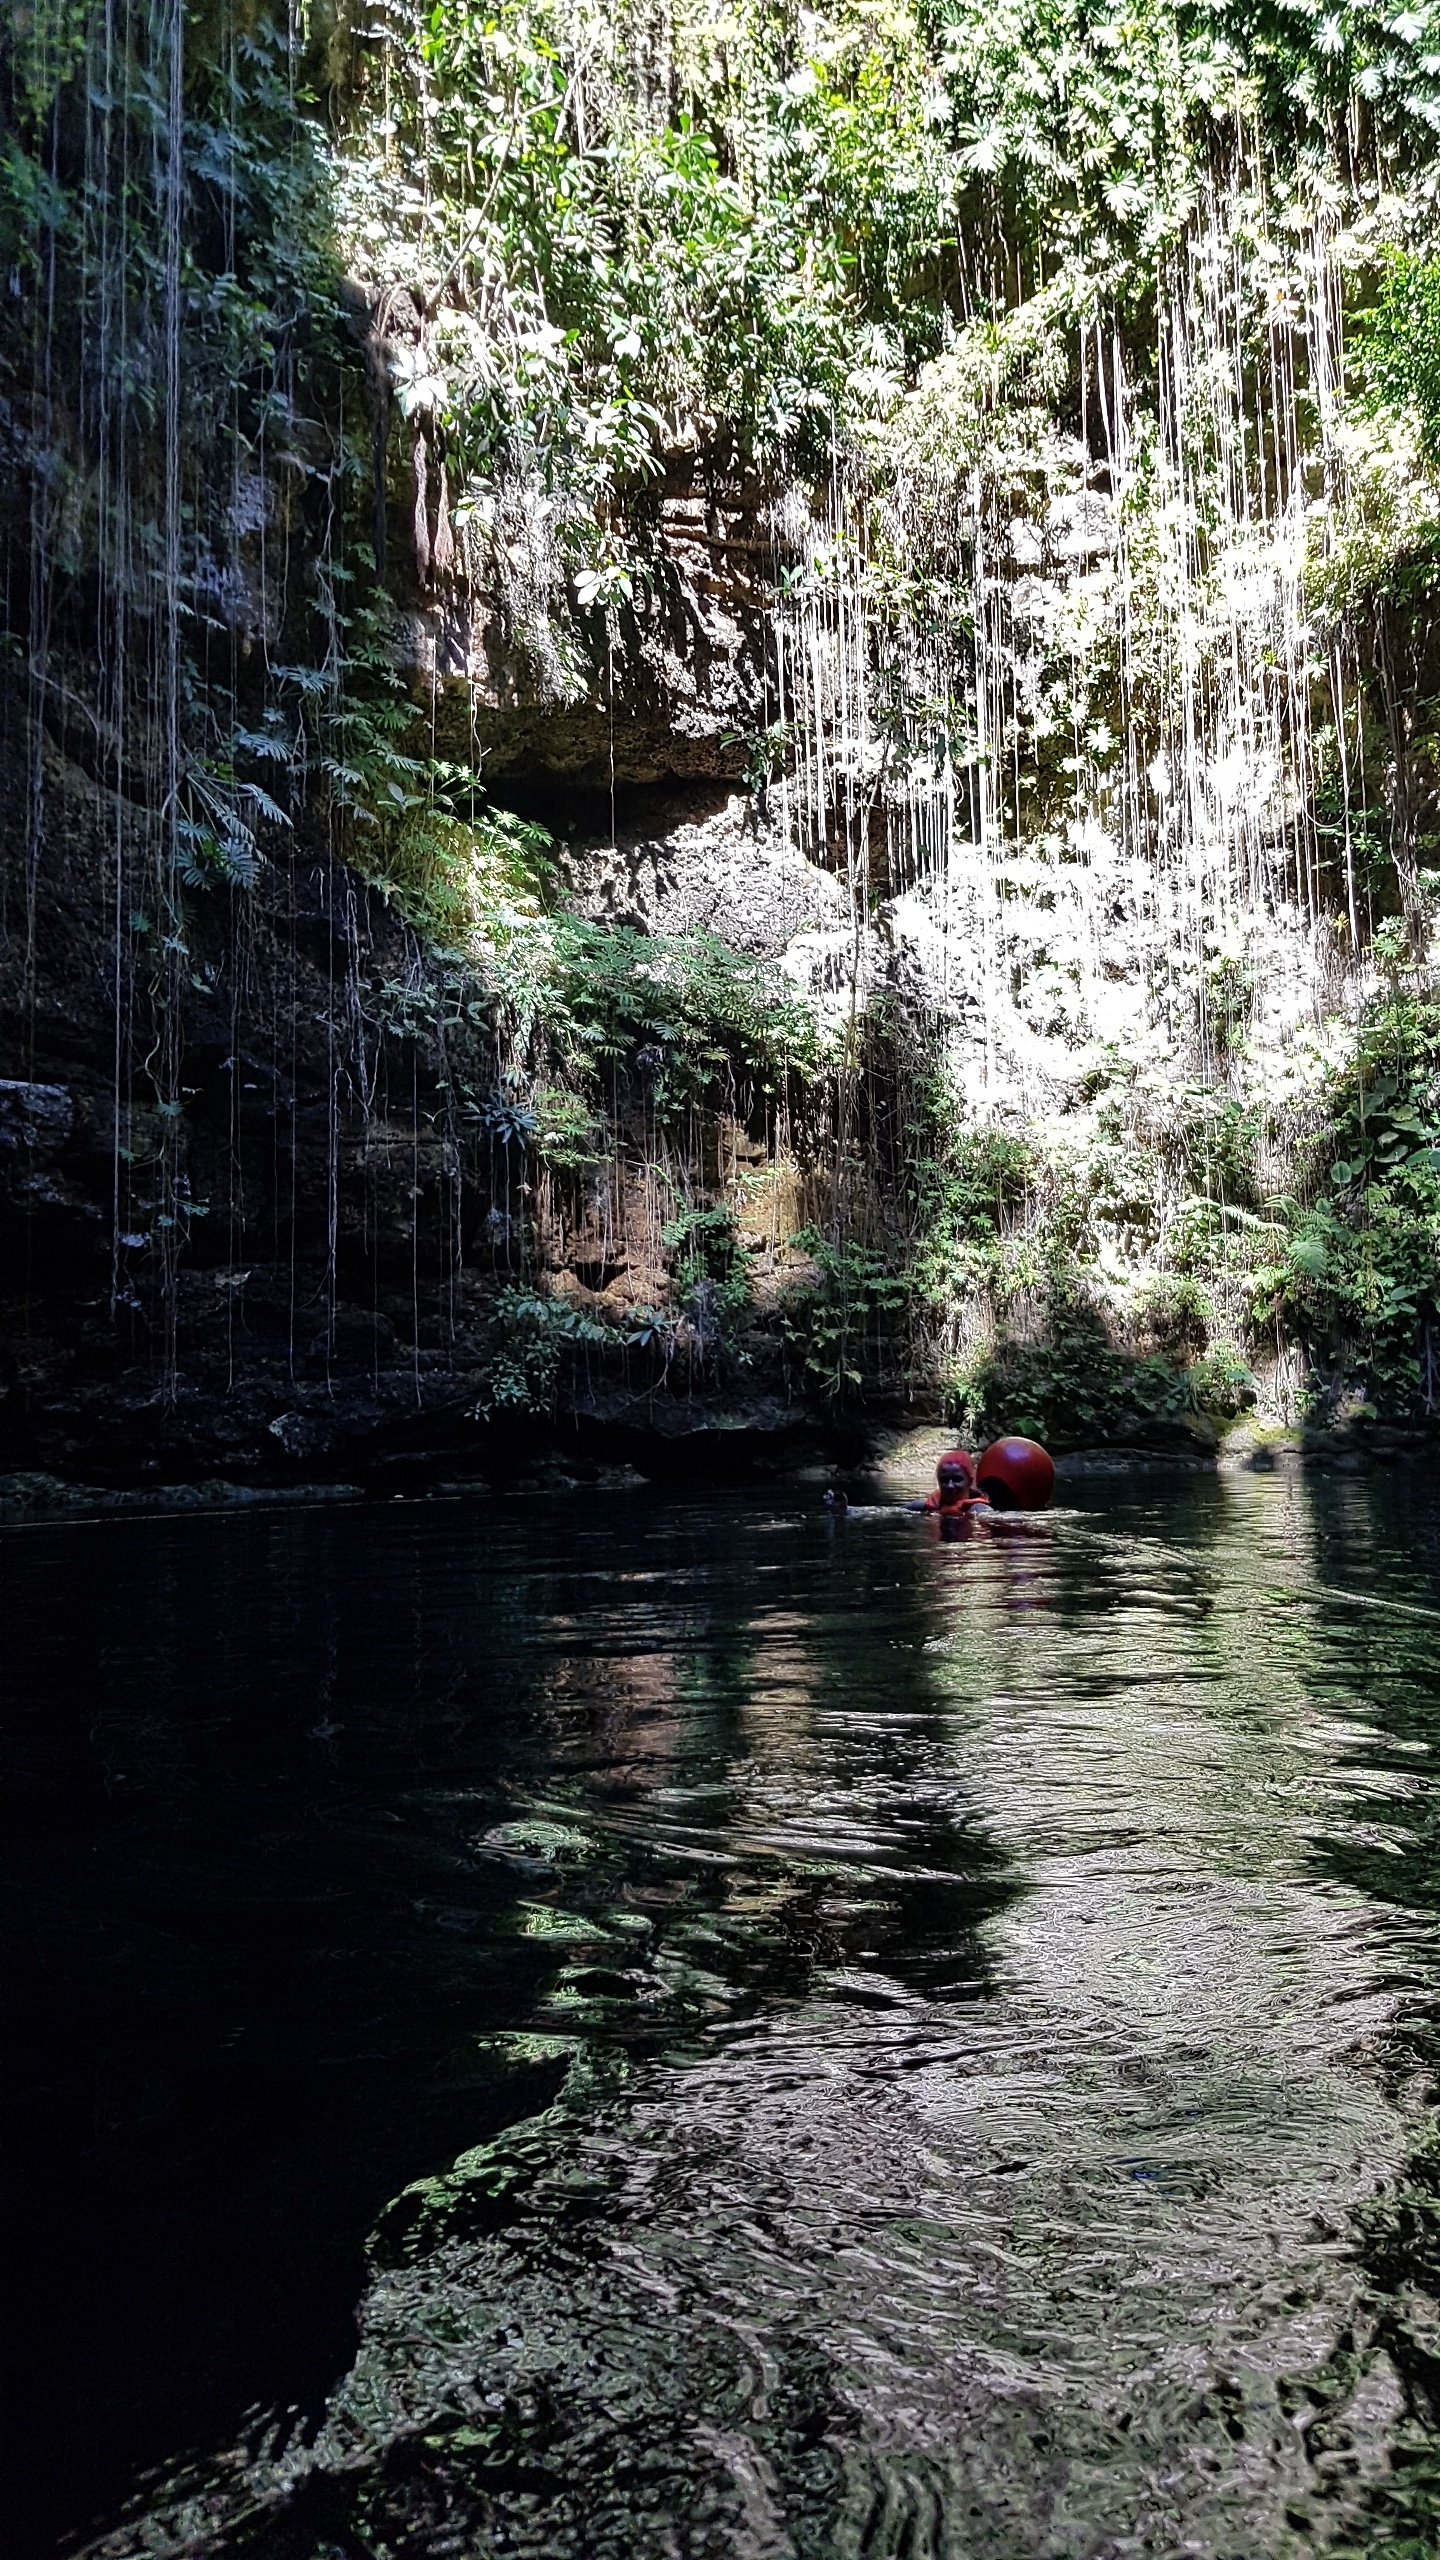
[{"xmin": 8, "ymin": 1469, "xmax": 1440, "ymax": 2555}]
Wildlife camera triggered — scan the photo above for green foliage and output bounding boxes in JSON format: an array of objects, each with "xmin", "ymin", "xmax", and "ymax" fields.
[
  {"xmin": 1365, "ymin": 250, "xmax": 1440, "ymax": 466},
  {"xmin": 530, "ymin": 1086, "xmax": 603, "ymax": 1171},
  {"xmin": 933, "ymin": 0, "xmax": 1201, "ymax": 281},
  {"xmin": 369, "ymin": 912, "xmax": 825, "ymax": 1121},
  {"xmin": 2, "ymin": 9, "xmax": 352, "ymax": 518},
  {"xmin": 1132, "ymin": 1272, "xmax": 1212, "ymax": 1358},
  {"xmin": 1248, "ymin": 993, "xmax": 1440, "ymax": 1418},
  {"xmin": 473, "ymin": 1286, "xmax": 613, "ymax": 1416},
  {"xmin": 367, "ymin": 901, "xmax": 825, "ymax": 1221},
  {"xmin": 1185, "ymin": 1346, "xmax": 1259, "ymax": 1417},
  {"xmin": 545, "ymin": 923, "xmax": 826, "ymax": 1110},
  {"xmin": 909, "ymin": 1117, "xmax": 1035, "ymax": 1261},
  {"xmin": 474, "ymin": 1282, "xmax": 683, "ymax": 1412},
  {"xmin": 951, "ymin": 1319, "xmax": 1181, "ymax": 1449},
  {"xmin": 778, "ymin": 1230, "xmax": 910, "ymax": 1403},
  {"xmin": 4, "ymin": 0, "xmax": 91, "ymax": 124},
  {"xmin": 359, "ymin": 794, "xmax": 557, "ymax": 953},
  {"xmin": 175, "ymin": 758, "xmax": 273, "ymax": 890},
  {"xmin": 948, "ymin": 1127, "xmax": 1035, "ymax": 1232},
  {"xmin": 948, "ymin": 1292, "xmax": 1252, "ymax": 1449},
  {"xmin": 322, "ymin": 0, "xmax": 1440, "ymax": 563},
  {"xmin": 1252, "ymin": 1191, "xmax": 1440, "ymax": 1417},
  {"xmin": 1200, "ymin": 0, "xmax": 1440, "ymax": 167},
  {"xmin": 0, "ymin": 129, "xmax": 66, "ymax": 282},
  {"xmin": 663, "ymin": 1205, "xmax": 752, "ymax": 1321},
  {"xmin": 1, "ymin": 0, "xmax": 366, "ymax": 937},
  {"xmin": 335, "ymin": 0, "xmax": 954, "ymax": 526}
]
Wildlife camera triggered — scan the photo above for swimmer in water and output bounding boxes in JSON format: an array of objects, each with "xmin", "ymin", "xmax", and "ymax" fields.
[{"xmin": 910, "ymin": 1448, "xmax": 991, "ymax": 1522}]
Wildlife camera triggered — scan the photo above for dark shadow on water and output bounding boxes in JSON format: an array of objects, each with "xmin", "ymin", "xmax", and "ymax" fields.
[
  {"xmin": 0, "ymin": 1502, "xmax": 568, "ymax": 2552},
  {"xmin": 1, "ymin": 1488, "xmax": 1019, "ymax": 2555}
]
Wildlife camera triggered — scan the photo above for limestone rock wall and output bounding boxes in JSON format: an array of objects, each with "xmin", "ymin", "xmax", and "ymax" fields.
[
  {"xmin": 561, "ymin": 789, "xmax": 848, "ymax": 956},
  {"xmin": 0, "ymin": 703, "xmax": 862, "ymax": 1488}
]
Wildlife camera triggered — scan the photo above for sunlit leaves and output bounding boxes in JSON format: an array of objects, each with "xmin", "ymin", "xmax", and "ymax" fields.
[{"xmin": 1365, "ymin": 247, "xmax": 1440, "ymax": 461}]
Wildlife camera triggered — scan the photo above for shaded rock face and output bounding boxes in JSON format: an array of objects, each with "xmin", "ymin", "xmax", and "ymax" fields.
[
  {"xmin": 411, "ymin": 471, "xmax": 795, "ymax": 791},
  {"xmin": 0, "ymin": 744, "xmax": 463, "ymax": 1483},
  {"xmin": 0, "ymin": 721, "xmax": 856, "ymax": 1491},
  {"xmin": 0, "ymin": 435, "xmax": 880, "ymax": 1497}
]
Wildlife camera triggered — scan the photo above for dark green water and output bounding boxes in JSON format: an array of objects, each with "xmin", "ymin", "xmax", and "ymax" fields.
[{"xmin": 7, "ymin": 1467, "xmax": 1440, "ymax": 2557}]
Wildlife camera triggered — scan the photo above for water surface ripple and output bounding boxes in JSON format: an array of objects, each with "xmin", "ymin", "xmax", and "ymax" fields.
[{"xmin": 9, "ymin": 1467, "xmax": 1440, "ymax": 2557}]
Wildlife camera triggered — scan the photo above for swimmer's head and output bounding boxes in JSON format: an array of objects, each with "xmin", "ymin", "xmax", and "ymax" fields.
[{"xmin": 935, "ymin": 1449, "xmax": 975, "ymax": 1494}]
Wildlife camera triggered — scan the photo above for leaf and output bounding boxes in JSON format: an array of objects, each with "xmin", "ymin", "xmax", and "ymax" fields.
[
  {"xmin": 1290, "ymin": 1235, "xmax": 1331, "ymax": 1278},
  {"xmin": 237, "ymin": 781, "xmax": 292, "ymax": 827}
]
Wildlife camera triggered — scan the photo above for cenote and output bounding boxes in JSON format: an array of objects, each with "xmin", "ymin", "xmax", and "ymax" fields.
[
  {"xmin": 8, "ymin": 1464, "xmax": 1440, "ymax": 2559},
  {"xmin": 13, "ymin": 0, "xmax": 1440, "ymax": 2544}
]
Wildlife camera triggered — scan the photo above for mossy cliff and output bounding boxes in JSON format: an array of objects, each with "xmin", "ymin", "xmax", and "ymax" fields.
[{"xmin": 7, "ymin": 0, "xmax": 1440, "ymax": 1486}]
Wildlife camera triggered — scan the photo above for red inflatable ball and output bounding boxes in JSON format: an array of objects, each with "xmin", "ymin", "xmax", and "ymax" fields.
[{"xmin": 976, "ymin": 1436, "xmax": 1055, "ymax": 1511}]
